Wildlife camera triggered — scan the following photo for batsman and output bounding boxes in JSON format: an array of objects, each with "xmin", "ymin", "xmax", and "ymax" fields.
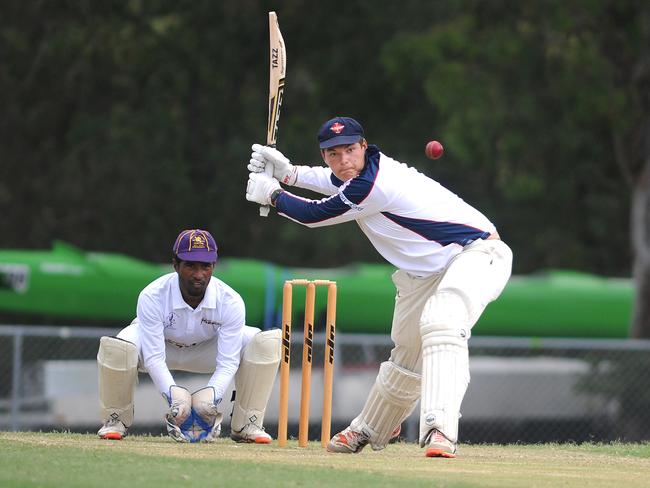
[
  {"xmin": 245, "ymin": 117, "xmax": 513, "ymax": 457},
  {"xmin": 96, "ymin": 229, "xmax": 281, "ymax": 444}
]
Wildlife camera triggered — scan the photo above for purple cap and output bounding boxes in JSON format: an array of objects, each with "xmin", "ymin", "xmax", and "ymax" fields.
[
  {"xmin": 172, "ymin": 229, "xmax": 217, "ymax": 263},
  {"xmin": 317, "ymin": 116, "xmax": 365, "ymax": 149}
]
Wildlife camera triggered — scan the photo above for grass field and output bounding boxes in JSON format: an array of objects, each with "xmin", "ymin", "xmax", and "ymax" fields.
[{"xmin": 1, "ymin": 432, "xmax": 649, "ymax": 487}]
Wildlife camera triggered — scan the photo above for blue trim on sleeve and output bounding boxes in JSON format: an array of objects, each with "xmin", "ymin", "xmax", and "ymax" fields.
[
  {"xmin": 276, "ymin": 146, "xmax": 381, "ymax": 224},
  {"xmin": 276, "ymin": 192, "xmax": 351, "ymax": 223},
  {"xmin": 381, "ymin": 212, "xmax": 491, "ymax": 246}
]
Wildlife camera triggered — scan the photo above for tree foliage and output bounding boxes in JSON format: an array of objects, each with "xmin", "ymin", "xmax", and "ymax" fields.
[{"xmin": 1, "ymin": 0, "xmax": 649, "ymax": 331}]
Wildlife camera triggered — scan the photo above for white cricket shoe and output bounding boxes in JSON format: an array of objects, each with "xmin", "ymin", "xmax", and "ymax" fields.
[
  {"xmin": 328, "ymin": 424, "xmax": 402, "ymax": 453},
  {"xmin": 230, "ymin": 423, "xmax": 272, "ymax": 444},
  {"xmin": 98, "ymin": 418, "xmax": 127, "ymax": 440},
  {"xmin": 327, "ymin": 425, "xmax": 371, "ymax": 453},
  {"xmin": 424, "ymin": 429, "xmax": 457, "ymax": 458}
]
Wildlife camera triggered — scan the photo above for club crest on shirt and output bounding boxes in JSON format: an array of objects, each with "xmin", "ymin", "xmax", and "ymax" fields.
[{"xmin": 163, "ymin": 312, "xmax": 177, "ymax": 329}]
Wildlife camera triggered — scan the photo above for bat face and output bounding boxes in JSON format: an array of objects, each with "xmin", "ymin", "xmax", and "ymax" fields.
[
  {"xmin": 260, "ymin": 12, "xmax": 287, "ymax": 217},
  {"xmin": 267, "ymin": 78, "xmax": 284, "ymax": 147},
  {"xmin": 267, "ymin": 11, "xmax": 286, "ymax": 147}
]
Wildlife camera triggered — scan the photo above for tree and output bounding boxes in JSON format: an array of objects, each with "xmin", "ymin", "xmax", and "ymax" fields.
[
  {"xmin": 2, "ymin": 1, "xmax": 649, "ymax": 335},
  {"xmin": 380, "ymin": 0, "xmax": 650, "ymax": 337}
]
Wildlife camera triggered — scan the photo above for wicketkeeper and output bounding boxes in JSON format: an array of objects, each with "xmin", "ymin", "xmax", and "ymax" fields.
[
  {"xmin": 245, "ymin": 117, "xmax": 513, "ymax": 457},
  {"xmin": 97, "ymin": 229, "xmax": 281, "ymax": 443}
]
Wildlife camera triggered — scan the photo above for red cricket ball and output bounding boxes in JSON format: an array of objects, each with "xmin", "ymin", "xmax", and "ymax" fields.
[{"xmin": 425, "ymin": 140, "xmax": 444, "ymax": 160}]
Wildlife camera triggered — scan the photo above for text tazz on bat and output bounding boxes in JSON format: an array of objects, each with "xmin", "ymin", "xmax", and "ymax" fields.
[{"xmin": 271, "ymin": 48, "xmax": 279, "ymax": 69}]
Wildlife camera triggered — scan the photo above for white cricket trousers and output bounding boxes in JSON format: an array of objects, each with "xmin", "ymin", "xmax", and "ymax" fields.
[
  {"xmin": 116, "ymin": 322, "xmax": 260, "ymax": 374},
  {"xmin": 388, "ymin": 238, "xmax": 513, "ymax": 372}
]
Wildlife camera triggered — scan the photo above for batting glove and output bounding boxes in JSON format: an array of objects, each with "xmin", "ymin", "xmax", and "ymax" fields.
[
  {"xmin": 246, "ymin": 172, "xmax": 281, "ymax": 206},
  {"xmin": 248, "ymin": 144, "xmax": 298, "ymax": 185}
]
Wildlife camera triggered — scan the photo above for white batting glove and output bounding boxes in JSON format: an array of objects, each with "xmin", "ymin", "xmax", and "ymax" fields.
[
  {"xmin": 248, "ymin": 143, "xmax": 298, "ymax": 185},
  {"xmin": 246, "ymin": 172, "xmax": 281, "ymax": 206}
]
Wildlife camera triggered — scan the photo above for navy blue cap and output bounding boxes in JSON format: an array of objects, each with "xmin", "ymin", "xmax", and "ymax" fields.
[{"xmin": 317, "ymin": 117, "xmax": 365, "ymax": 149}]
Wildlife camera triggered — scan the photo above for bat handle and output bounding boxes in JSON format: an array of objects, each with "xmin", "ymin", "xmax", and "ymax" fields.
[{"xmin": 259, "ymin": 162, "xmax": 275, "ymax": 217}]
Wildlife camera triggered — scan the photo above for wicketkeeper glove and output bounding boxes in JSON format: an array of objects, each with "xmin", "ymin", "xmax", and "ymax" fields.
[
  {"xmin": 163, "ymin": 385, "xmax": 193, "ymax": 443},
  {"xmin": 248, "ymin": 144, "xmax": 298, "ymax": 185},
  {"xmin": 189, "ymin": 386, "xmax": 223, "ymax": 443}
]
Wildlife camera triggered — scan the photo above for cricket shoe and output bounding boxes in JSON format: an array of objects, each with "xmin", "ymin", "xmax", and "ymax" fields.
[
  {"xmin": 327, "ymin": 425, "xmax": 372, "ymax": 453},
  {"xmin": 230, "ymin": 423, "xmax": 272, "ymax": 444},
  {"xmin": 424, "ymin": 429, "xmax": 457, "ymax": 458},
  {"xmin": 328, "ymin": 424, "xmax": 402, "ymax": 453},
  {"xmin": 370, "ymin": 424, "xmax": 403, "ymax": 451},
  {"xmin": 98, "ymin": 418, "xmax": 127, "ymax": 440}
]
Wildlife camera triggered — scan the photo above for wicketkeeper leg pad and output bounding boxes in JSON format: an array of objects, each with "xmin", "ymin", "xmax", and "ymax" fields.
[
  {"xmin": 419, "ymin": 289, "xmax": 472, "ymax": 445},
  {"xmin": 97, "ymin": 336, "xmax": 138, "ymax": 428},
  {"xmin": 351, "ymin": 360, "xmax": 421, "ymax": 451},
  {"xmin": 231, "ymin": 329, "xmax": 281, "ymax": 434}
]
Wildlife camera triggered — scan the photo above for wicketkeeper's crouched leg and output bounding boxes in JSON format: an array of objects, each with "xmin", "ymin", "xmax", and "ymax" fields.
[
  {"xmin": 97, "ymin": 336, "xmax": 138, "ymax": 439},
  {"xmin": 230, "ymin": 328, "xmax": 281, "ymax": 444}
]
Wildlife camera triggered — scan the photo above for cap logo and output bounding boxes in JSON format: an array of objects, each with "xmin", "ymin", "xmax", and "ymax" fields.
[
  {"xmin": 330, "ymin": 122, "xmax": 345, "ymax": 134},
  {"xmin": 190, "ymin": 234, "xmax": 208, "ymax": 250}
]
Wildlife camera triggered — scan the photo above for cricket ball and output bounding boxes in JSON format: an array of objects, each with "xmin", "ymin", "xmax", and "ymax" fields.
[{"xmin": 425, "ymin": 140, "xmax": 444, "ymax": 160}]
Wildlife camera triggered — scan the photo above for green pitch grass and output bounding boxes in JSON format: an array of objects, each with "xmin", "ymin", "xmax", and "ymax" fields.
[{"xmin": 1, "ymin": 432, "xmax": 649, "ymax": 487}]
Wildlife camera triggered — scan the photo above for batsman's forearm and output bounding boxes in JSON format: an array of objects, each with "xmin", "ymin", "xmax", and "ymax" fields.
[{"xmin": 275, "ymin": 191, "xmax": 359, "ymax": 228}]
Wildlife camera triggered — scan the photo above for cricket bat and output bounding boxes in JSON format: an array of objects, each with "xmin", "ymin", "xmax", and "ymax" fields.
[{"xmin": 260, "ymin": 11, "xmax": 287, "ymax": 217}]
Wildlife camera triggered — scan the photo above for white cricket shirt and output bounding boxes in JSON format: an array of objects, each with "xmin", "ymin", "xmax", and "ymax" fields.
[
  {"xmin": 275, "ymin": 145, "xmax": 496, "ymax": 276},
  {"xmin": 136, "ymin": 272, "xmax": 245, "ymax": 399}
]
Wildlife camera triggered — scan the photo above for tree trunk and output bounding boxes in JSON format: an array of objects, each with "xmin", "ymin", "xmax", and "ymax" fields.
[
  {"xmin": 630, "ymin": 153, "xmax": 650, "ymax": 338},
  {"xmin": 628, "ymin": 7, "xmax": 650, "ymax": 338}
]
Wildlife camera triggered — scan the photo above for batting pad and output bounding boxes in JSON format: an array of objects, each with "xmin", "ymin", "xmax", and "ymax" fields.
[
  {"xmin": 97, "ymin": 336, "xmax": 138, "ymax": 427},
  {"xmin": 353, "ymin": 361, "xmax": 421, "ymax": 450},
  {"xmin": 231, "ymin": 329, "xmax": 281, "ymax": 432},
  {"xmin": 419, "ymin": 329, "xmax": 470, "ymax": 445}
]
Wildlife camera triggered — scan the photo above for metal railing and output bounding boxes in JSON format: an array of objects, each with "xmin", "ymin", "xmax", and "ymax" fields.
[{"xmin": 2, "ymin": 324, "xmax": 650, "ymax": 442}]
